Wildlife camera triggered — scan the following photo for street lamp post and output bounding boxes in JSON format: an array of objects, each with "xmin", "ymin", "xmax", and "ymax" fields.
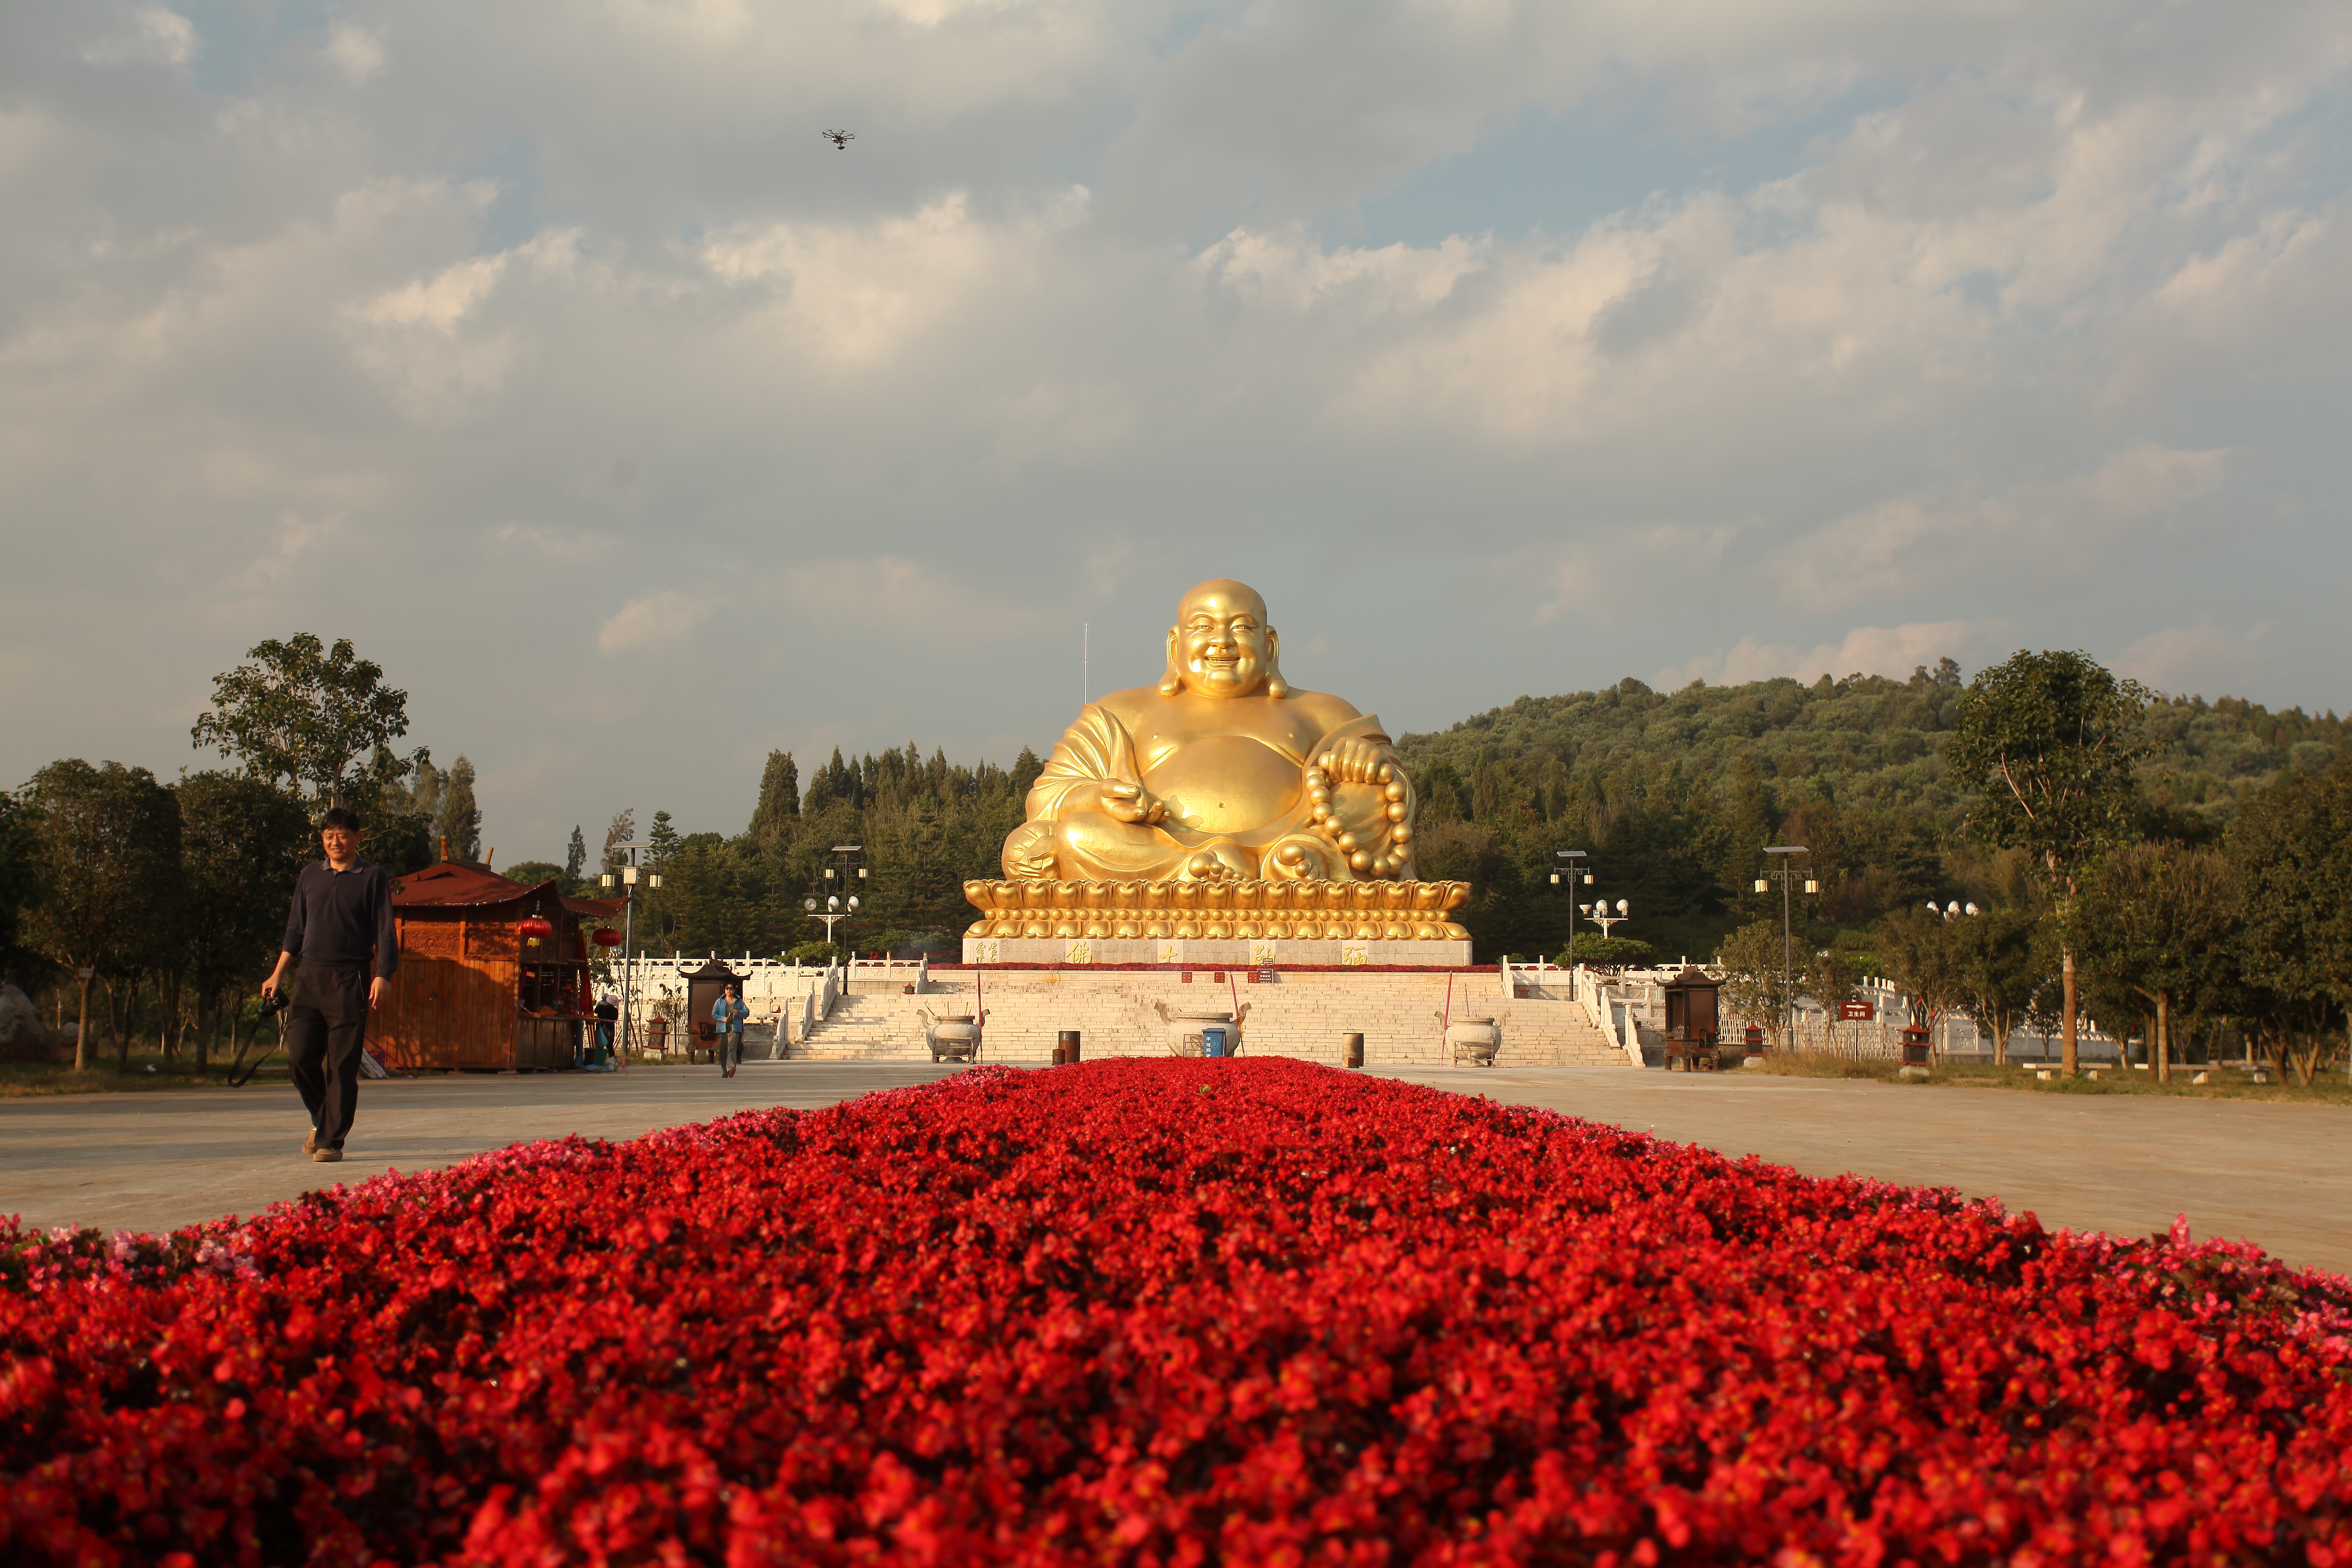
[
  {"xmin": 807, "ymin": 844, "xmax": 867, "ymax": 958},
  {"xmin": 1756, "ymin": 846, "xmax": 1814, "ymax": 1050},
  {"xmin": 598, "ymin": 847, "xmax": 663, "ymax": 1070},
  {"xmin": 1550, "ymin": 849, "xmax": 1590, "ymax": 996}
]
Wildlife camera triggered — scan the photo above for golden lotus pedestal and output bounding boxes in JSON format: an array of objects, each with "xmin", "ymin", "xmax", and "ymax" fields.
[{"xmin": 962, "ymin": 878, "xmax": 1472, "ymax": 967}]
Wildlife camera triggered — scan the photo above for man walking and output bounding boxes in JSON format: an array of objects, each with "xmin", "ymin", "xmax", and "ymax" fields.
[
  {"xmin": 262, "ymin": 807, "xmax": 397, "ymax": 1162},
  {"xmin": 713, "ymin": 983, "xmax": 748, "ymax": 1078}
]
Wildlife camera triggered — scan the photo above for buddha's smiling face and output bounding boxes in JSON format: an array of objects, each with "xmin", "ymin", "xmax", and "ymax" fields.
[{"xmin": 1173, "ymin": 580, "xmax": 1276, "ymax": 699}]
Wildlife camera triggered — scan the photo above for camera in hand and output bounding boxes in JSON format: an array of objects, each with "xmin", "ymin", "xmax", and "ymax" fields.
[{"xmin": 259, "ymin": 992, "xmax": 291, "ymax": 1018}]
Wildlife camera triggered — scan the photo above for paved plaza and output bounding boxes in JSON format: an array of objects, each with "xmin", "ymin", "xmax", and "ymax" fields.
[{"xmin": 3, "ymin": 1063, "xmax": 2344, "ymax": 1275}]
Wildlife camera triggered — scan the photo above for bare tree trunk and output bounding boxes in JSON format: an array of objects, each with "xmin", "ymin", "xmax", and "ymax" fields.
[
  {"xmin": 73, "ymin": 971, "xmax": 93, "ymax": 1072},
  {"xmin": 160, "ymin": 970, "xmax": 181, "ymax": 1062},
  {"xmin": 2060, "ymin": 945, "xmax": 2079, "ymax": 1078},
  {"xmin": 2154, "ymin": 991, "xmax": 2169, "ymax": 1085},
  {"xmin": 115, "ymin": 971, "xmax": 141, "ymax": 1073}
]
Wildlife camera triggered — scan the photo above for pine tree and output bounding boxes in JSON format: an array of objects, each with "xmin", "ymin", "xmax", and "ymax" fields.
[
  {"xmin": 750, "ymin": 752, "xmax": 800, "ymax": 843},
  {"xmin": 1471, "ymin": 748, "xmax": 1499, "ymax": 821},
  {"xmin": 1011, "ymin": 747, "xmax": 1044, "ymax": 802},
  {"xmin": 408, "ymin": 758, "xmax": 443, "ymax": 825},
  {"xmin": 437, "ymin": 756, "xmax": 482, "ymax": 861},
  {"xmin": 601, "ymin": 809, "xmax": 635, "ymax": 872},
  {"xmin": 565, "ymin": 825, "xmax": 587, "ymax": 881}
]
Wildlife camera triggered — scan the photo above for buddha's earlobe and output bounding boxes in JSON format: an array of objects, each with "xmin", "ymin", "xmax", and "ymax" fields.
[
  {"xmin": 1264, "ymin": 626, "xmax": 1289, "ymax": 698},
  {"xmin": 1158, "ymin": 629, "xmax": 1184, "ymax": 696}
]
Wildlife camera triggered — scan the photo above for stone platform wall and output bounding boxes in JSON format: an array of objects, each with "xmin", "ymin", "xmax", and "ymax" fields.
[
  {"xmin": 963, "ymin": 936, "xmax": 1470, "ymax": 967},
  {"xmin": 791, "ymin": 966, "xmax": 1633, "ymax": 1070}
]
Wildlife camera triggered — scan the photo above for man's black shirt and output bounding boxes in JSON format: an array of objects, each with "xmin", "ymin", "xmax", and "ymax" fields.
[{"xmin": 282, "ymin": 859, "xmax": 399, "ymax": 978}]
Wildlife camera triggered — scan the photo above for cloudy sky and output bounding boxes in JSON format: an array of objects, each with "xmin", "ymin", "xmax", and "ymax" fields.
[{"xmin": 6, "ymin": 0, "xmax": 2349, "ymax": 859}]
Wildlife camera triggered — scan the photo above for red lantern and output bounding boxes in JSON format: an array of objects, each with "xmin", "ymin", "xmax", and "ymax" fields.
[
  {"xmin": 518, "ymin": 914, "xmax": 555, "ymax": 944},
  {"xmin": 592, "ymin": 927, "xmax": 622, "ymax": 949}
]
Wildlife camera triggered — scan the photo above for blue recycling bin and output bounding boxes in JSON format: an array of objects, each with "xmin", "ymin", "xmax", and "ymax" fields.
[{"xmin": 1202, "ymin": 1027, "xmax": 1227, "ymax": 1058}]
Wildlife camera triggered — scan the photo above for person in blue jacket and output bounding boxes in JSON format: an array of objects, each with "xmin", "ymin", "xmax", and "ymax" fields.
[{"xmin": 712, "ymin": 983, "xmax": 748, "ymax": 1078}]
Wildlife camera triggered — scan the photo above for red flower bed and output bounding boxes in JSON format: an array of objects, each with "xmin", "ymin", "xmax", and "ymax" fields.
[{"xmin": 5, "ymin": 1059, "xmax": 2352, "ymax": 1566}]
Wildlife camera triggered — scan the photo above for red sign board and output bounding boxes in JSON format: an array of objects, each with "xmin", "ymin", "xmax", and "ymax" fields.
[{"xmin": 1840, "ymin": 1001, "xmax": 1875, "ymax": 1021}]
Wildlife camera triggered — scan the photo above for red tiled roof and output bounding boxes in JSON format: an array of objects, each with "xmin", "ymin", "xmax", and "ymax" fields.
[
  {"xmin": 391, "ymin": 862, "xmax": 533, "ymax": 909},
  {"xmin": 393, "ymin": 861, "xmax": 630, "ymax": 918}
]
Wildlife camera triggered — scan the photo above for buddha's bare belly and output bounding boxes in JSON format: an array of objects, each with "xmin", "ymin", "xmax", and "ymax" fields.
[{"xmin": 1143, "ymin": 735, "xmax": 1301, "ymax": 836}]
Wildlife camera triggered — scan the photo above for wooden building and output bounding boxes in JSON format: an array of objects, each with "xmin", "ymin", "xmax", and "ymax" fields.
[{"xmin": 373, "ymin": 861, "xmax": 624, "ymax": 1072}]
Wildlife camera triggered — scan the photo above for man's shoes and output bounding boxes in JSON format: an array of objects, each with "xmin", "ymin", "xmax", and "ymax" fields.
[
  {"xmin": 312, "ymin": 1146, "xmax": 343, "ymax": 1163},
  {"xmin": 303, "ymin": 1130, "xmax": 319, "ymax": 1153}
]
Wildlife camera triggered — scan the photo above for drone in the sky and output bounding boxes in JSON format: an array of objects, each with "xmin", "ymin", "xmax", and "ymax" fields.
[{"xmin": 821, "ymin": 129, "xmax": 855, "ymax": 151}]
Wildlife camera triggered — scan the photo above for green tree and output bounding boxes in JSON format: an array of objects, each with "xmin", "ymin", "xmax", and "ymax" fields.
[
  {"xmin": 2073, "ymin": 843, "xmax": 2233, "ymax": 1082},
  {"xmin": 1560, "ymin": 933, "xmax": 1656, "ymax": 967},
  {"xmin": 21, "ymin": 761, "xmax": 181, "ymax": 1070},
  {"xmin": 749, "ymin": 752, "xmax": 800, "ymax": 846},
  {"xmin": 1805, "ymin": 944, "xmax": 1863, "ymax": 1019},
  {"xmin": 1717, "ymin": 920, "xmax": 1797, "ymax": 1049},
  {"xmin": 1470, "ymin": 748, "xmax": 1501, "ymax": 821},
  {"xmin": 565, "ymin": 826, "xmax": 588, "ymax": 882},
  {"xmin": 1419, "ymin": 758, "xmax": 1466, "ymax": 824},
  {"xmin": 437, "ymin": 756, "xmax": 482, "ymax": 861},
  {"xmin": 601, "ymin": 809, "xmax": 635, "ymax": 873},
  {"xmin": 175, "ymin": 772, "xmax": 311, "ymax": 1073},
  {"xmin": 1949, "ymin": 901, "xmax": 2043, "ymax": 1066},
  {"xmin": 408, "ymin": 758, "xmax": 444, "ymax": 824},
  {"xmin": 1877, "ymin": 906, "xmax": 1972, "ymax": 1053},
  {"xmin": 341, "ymin": 745, "xmax": 438, "ymax": 874},
  {"xmin": 2223, "ymin": 764, "xmax": 2352, "ymax": 1085},
  {"xmin": 191, "ymin": 634, "xmax": 411, "ymax": 807},
  {"xmin": 0, "ymin": 790, "xmax": 41, "ymax": 987},
  {"xmin": 1945, "ymin": 650, "xmax": 2151, "ymax": 1076}
]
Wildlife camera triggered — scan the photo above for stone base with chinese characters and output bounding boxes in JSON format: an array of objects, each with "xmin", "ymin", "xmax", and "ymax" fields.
[{"xmin": 962, "ymin": 936, "xmax": 1472, "ymax": 967}]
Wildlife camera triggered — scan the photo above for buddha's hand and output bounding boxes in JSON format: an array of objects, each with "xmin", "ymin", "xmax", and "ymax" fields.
[
  {"xmin": 1318, "ymin": 738, "xmax": 1398, "ymax": 785},
  {"xmin": 1096, "ymin": 779, "xmax": 1167, "ymax": 825}
]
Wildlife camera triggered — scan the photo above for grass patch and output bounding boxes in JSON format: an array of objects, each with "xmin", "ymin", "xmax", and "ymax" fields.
[
  {"xmin": 0, "ymin": 1044, "xmax": 293, "ymax": 1098},
  {"xmin": 1738, "ymin": 1055, "xmax": 2352, "ymax": 1103}
]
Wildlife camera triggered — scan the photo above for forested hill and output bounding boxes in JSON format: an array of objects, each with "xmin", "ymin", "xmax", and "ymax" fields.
[
  {"xmin": 1386, "ymin": 665, "xmax": 2346, "ymax": 960},
  {"xmin": 1396, "ymin": 665, "xmax": 2347, "ymax": 833},
  {"xmin": 616, "ymin": 664, "xmax": 2342, "ymax": 965}
]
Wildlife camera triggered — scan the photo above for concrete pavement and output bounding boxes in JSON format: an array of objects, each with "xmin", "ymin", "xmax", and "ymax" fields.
[
  {"xmin": 0, "ymin": 1065, "xmax": 969, "ymax": 1238},
  {"xmin": 1372, "ymin": 1066, "xmax": 2352, "ymax": 1275},
  {"xmin": 3, "ymin": 1062, "xmax": 2346, "ymax": 1276}
]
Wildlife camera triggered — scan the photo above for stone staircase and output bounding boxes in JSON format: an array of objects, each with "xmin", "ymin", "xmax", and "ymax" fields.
[
  {"xmin": 784, "ymin": 969, "xmax": 1630, "ymax": 1069},
  {"xmin": 788, "ymin": 994, "xmax": 928, "ymax": 1061}
]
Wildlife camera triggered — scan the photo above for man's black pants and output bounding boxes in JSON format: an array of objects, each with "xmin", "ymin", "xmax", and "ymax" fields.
[{"xmin": 288, "ymin": 963, "xmax": 370, "ymax": 1149}]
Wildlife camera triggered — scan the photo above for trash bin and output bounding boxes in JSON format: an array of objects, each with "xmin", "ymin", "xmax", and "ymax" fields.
[
  {"xmin": 1202, "ymin": 1027, "xmax": 1227, "ymax": 1058},
  {"xmin": 1343, "ymin": 1032, "xmax": 1364, "ymax": 1069},
  {"xmin": 1058, "ymin": 1029, "xmax": 1081, "ymax": 1065}
]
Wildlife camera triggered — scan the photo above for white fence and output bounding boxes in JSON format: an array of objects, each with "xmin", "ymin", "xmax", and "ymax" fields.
[
  {"xmin": 1549, "ymin": 967, "xmax": 2077, "ymax": 1066},
  {"xmin": 599, "ymin": 954, "xmax": 936, "ymax": 1051}
]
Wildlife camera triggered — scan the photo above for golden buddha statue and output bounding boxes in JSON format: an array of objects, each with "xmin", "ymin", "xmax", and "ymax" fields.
[{"xmin": 999, "ymin": 578, "xmax": 1418, "ymax": 883}]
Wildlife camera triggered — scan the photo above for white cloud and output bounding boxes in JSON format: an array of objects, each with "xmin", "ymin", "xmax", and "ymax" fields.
[
  {"xmin": 1659, "ymin": 620, "xmax": 2010, "ymax": 690},
  {"xmin": 598, "ymin": 590, "xmax": 699, "ymax": 653},
  {"xmin": 3, "ymin": 0, "xmax": 2349, "ymax": 853},
  {"xmin": 84, "ymin": 8, "xmax": 195, "ymax": 67},
  {"xmin": 1771, "ymin": 445, "xmax": 2230, "ymax": 607},
  {"xmin": 328, "ymin": 25, "xmax": 387, "ymax": 83},
  {"xmin": 2114, "ymin": 624, "xmax": 2275, "ymax": 696},
  {"xmin": 351, "ymin": 251, "xmax": 508, "ymax": 331}
]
